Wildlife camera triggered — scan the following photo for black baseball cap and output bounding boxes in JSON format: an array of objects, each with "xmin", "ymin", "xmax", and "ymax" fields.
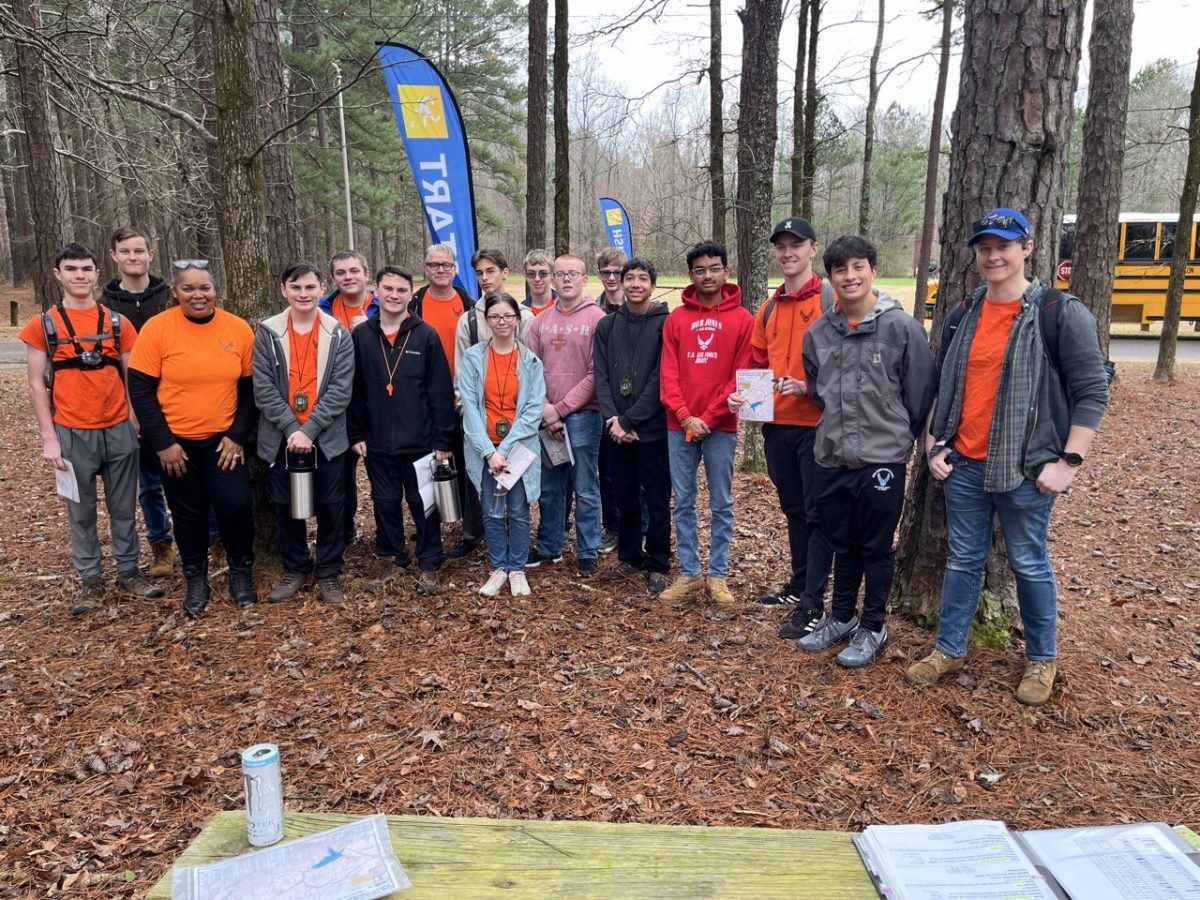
[{"xmin": 770, "ymin": 216, "xmax": 817, "ymax": 243}]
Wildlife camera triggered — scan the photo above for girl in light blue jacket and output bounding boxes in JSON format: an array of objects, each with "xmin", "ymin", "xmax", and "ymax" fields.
[{"xmin": 458, "ymin": 293, "xmax": 547, "ymax": 596}]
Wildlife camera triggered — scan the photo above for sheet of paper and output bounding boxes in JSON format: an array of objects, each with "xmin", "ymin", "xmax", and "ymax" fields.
[
  {"xmin": 1021, "ymin": 824, "xmax": 1200, "ymax": 900},
  {"xmin": 55, "ymin": 460, "xmax": 80, "ymax": 503},
  {"xmin": 494, "ymin": 441, "xmax": 536, "ymax": 491},
  {"xmin": 171, "ymin": 814, "xmax": 410, "ymax": 900},
  {"xmin": 414, "ymin": 452, "xmax": 436, "ymax": 512},
  {"xmin": 864, "ymin": 820, "xmax": 1057, "ymax": 900},
  {"xmin": 735, "ymin": 369, "xmax": 775, "ymax": 422}
]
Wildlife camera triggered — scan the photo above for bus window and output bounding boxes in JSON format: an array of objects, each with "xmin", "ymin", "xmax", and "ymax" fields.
[
  {"xmin": 1059, "ymin": 221, "xmax": 1076, "ymax": 261},
  {"xmin": 1193, "ymin": 223, "xmax": 1200, "ymax": 261},
  {"xmin": 1123, "ymin": 222, "xmax": 1157, "ymax": 261},
  {"xmin": 1161, "ymin": 223, "xmax": 1176, "ymax": 261}
]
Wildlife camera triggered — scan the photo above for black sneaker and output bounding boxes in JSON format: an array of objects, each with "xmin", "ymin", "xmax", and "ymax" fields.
[
  {"xmin": 599, "ymin": 529, "xmax": 618, "ymax": 554},
  {"xmin": 600, "ymin": 562, "xmax": 640, "ymax": 581},
  {"xmin": 777, "ymin": 605, "xmax": 826, "ymax": 641},
  {"xmin": 444, "ymin": 539, "xmax": 479, "ymax": 560},
  {"xmin": 756, "ymin": 588, "xmax": 803, "ymax": 606},
  {"xmin": 646, "ymin": 572, "xmax": 669, "ymax": 595},
  {"xmin": 577, "ymin": 557, "xmax": 599, "ymax": 578},
  {"xmin": 526, "ymin": 548, "xmax": 563, "ymax": 568}
]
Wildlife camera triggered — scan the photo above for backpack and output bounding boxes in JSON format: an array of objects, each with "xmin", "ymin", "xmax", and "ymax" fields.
[
  {"xmin": 761, "ymin": 281, "xmax": 835, "ymax": 329},
  {"xmin": 40, "ymin": 304, "xmax": 124, "ymax": 414},
  {"xmin": 937, "ymin": 287, "xmax": 1067, "ymax": 377}
]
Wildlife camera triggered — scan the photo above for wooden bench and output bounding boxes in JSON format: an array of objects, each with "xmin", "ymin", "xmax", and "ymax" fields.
[{"xmin": 147, "ymin": 811, "xmax": 877, "ymax": 898}]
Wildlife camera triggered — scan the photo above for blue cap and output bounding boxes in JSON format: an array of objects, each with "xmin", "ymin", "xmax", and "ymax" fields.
[{"xmin": 967, "ymin": 208, "xmax": 1031, "ymax": 246}]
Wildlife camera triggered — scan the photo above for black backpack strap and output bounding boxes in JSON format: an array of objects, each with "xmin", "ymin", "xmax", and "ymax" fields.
[
  {"xmin": 761, "ymin": 296, "xmax": 777, "ymax": 330},
  {"xmin": 1037, "ymin": 287, "xmax": 1066, "ymax": 375},
  {"xmin": 40, "ymin": 309, "xmax": 59, "ymax": 413},
  {"xmin": 469, "ymin": 307, "xmax": 479, "ymax": 345}
]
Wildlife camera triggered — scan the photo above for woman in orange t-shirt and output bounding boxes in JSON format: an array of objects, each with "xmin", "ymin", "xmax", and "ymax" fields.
[{"xmin": 128, "ymin": 261, "xmax": 258, "ymax": 616}]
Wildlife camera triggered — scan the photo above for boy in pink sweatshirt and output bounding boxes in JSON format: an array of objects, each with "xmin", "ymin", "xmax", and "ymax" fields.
[
  {"xmin": 659, "ymin": 240, "xmax": 753, "ymax": 605},
  {"xmin": 525, "ymin": 253, "xmax": 607, "ymax": 576}
]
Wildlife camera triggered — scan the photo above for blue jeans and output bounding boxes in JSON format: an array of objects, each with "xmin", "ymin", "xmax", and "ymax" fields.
[
  {"xmin": 936, "ymin": 455, "xmax": 1059, "ymax": 660},
  {"xmin": 667, "ymin": 429, "xmax": 736, "ymax": 577},
  {"xmin": 536, "ymin": 410, "xmax": 602, "ymax": 559},
  {"xmin": 138, "ymin": 440, "xmax": 173, "ymax": 544},
  {"xmin": 481, "ymin": 471, "xmax": 530, "ymax": 572}
]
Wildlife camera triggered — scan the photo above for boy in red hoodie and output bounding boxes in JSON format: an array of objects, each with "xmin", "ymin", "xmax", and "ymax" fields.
[{"xmin": 659, "ymin": 241, "xmax": 753, "ymax": 604}]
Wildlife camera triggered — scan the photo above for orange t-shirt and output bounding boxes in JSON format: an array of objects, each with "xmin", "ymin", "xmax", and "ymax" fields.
[
  {"xmin": 331, "ymin": 295, "xmax": 368, "ymax": 331},
  {"xmin": 421, "ymin": 293, "xmax": 464, "ymax": 377},
  {"xmin": 485, "ymin": 346, "xmax": 520, "ymax": 444},
  {"xmin": 751, "ymin": 289, "xmax": 823, "ymax": 426},
  {"xmin": 528, "ymin": 299, "xmax": 554, "ymax": 316},
  {"xmin": 19, "ymin": 304, "xmax": 136, "ymax": 429},
  {"xmin": 955, "ymin": 297, "xmax": 1021, "ymax": 460},
  {"xmin": 128, "ymin": 307, "xmax": 254, "ymax": 439},
  {"xmin": 287, "ymin": 317, "xmax": 319, "ymax": 426}
]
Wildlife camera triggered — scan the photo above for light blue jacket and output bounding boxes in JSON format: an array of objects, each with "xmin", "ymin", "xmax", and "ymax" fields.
[{"xmin": 458, "ymin": 340, "xmax": 546, "ymax": 501}]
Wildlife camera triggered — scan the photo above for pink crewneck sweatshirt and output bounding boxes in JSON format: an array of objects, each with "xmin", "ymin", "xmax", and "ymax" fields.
[{"xmin": 525, "ymin": 296, "xmax": 606, "ymax": 416}]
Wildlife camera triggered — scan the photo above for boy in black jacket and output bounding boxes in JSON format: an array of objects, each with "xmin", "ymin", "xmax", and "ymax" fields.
[
  {"xmin": 592, "ymin": 257, "xmax": 671, "ymax": 594},
  {"xmin": 348, "ymin": 266, "xmax": 456, "ymax": 594}
]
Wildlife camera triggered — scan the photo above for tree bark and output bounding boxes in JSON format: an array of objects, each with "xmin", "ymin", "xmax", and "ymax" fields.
[
  {"xmin": 801, "ymin": 1, "xmax": 820, "ymax": 220},
  {"xmin": 790, "ymin": 0, "xmax": 809, "ymax": 214},
  {"xmin": 708, "ymin": 0, "xmax": 727, "ymax": 245},
  {"xmin": 913, "ymin": 0, "xmax": 954, "ymax": 327},
  {"xmin": 894, "ymin": 0, "xmax": 1085, "ymax": 627},
  {"xmin": 526, "ymin": 0, "xmax": 549, "ymax": 249},
  {"xmin": 552, "ymin": 0, "xmax": 570, "ymax": 255},
  {"xmin": 193, "ymin": 0, "xmax": 225, "ymax": 286},
  {"xmin": 1071, "ymin": 0, "xmax": 1133, "ymax": 361},
  {"xmin": 1153, "ymin": 48, "xmax": 1200, "ymax": 383},
  {"xmin": 12, "ymin": 0, "xmax": 65, "ymax": 309},
  {"xmin": 857, "ymin": 0, "xmax": 885, "ymax": 237}
]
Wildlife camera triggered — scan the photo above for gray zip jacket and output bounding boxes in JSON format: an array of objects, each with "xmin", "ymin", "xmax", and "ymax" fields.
[
  {"xmin": 801, "ymin": 293, "xmax": 936, "ymax": 468},
  {"xmin": 252, "ymin": 309, "xmax": 355, "ymax": 462}
]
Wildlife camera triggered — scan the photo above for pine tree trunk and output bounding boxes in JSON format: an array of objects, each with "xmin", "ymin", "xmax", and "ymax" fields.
[
  {"xmin": 552, "ymin": 0, "xmax": 570, "ymax": 255},
  {"xmin": 858, "ymin": 0, "xmax": 885, "ymax": 237},
  {"xmin": 708, "ymin": 0, "xmax": 726, "ymax": 246},
  {"xmin": 790, "ymin": 0, "xmax": 809, "ymax": 214},
  {"xmin": 801, "ymin": 1, "xmax": 820, "ymax": 221},
  {"xmin": 194, "ymin": 0, "xmax": 225, "ymax": 286},
  {"xmin": 894, "ymin": 0, "xmax": 1085, "ymax": 626},
  {"xmin": 526, "ymin": 0, "xmax": 548, "ymax": 249}
]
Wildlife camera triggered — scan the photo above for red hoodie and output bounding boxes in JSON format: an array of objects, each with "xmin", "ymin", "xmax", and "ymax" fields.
[{"xmin": 660, "ymin": 282, "xmax": 754, "ymax": 433}]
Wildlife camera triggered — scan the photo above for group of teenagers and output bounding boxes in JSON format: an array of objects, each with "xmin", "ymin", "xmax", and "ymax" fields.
[{"xmin": 25, "ymin": 205, "xmax": 1109, "ymax": 705}]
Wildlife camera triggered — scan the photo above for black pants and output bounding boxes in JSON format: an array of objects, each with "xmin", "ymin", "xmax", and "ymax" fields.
[
  {"xmin": 612, "ymin": 438, "xmax": 671, "ymax": 573},
  {"xmin": 815, "ymin": 463, "xmax": 906, "ymax": 632},
  {"xmin": 452, "ymin": 418, "xmax": 482, "ymax": 545},
  {"xmin": 763, "ymin": 424, "xmax": 833, "ymax": 608},
  {"xmin": 268, "ymin": 444, "xmax": 347, "ymax": 579},
  {"xmin": 599, "ymin": 434, "xmax": 620, "ymax": 532},
  {"xmin": 364, "ymin": 451, "xmax": 444, "ymax": 571},
  {"xmin": 161, "ymin": 434, "xmax": 255, "ymax": 570}
]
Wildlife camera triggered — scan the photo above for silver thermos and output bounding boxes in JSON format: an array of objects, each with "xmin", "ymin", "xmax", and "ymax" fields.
[
  {"xmin": 288, "ymin": 450, "xmax": 316, "ymax": 519},
  {"xmin": 432, "ymin": 458, "xmax": 461, "ymax": 523}
]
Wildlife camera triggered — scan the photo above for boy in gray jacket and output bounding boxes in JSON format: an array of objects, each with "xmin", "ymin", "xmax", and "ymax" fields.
[{"xmin": 798, "ymin": 236, "xmax": 935, "ymax": 667}]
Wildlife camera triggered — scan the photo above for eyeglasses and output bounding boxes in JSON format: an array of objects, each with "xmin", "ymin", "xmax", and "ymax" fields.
[
  {"xmin": 525, "ymin": 269, "xmax": 550, "ymax": 279},
  {"xmin": 173, "ymin": 259, "xmax": 210, "ymax": 270},
  {"xmin": 690, "ymin": 264, "xmax": 725, "ymax": 276},
  {"xmin": 554, "ymin": 271, "xmax": 585, "ymax": 280},
  {"xmin": 486, "ymin": 313, "xmax": 518, "ymax": 323},
  {"xmin": 598, "ymin": 268, "xmax": 622, "ymax": 279},
  {"xmin": 972, "ymin": 214, "xmax": 1026, "ymax": 235},
  {"xmin": 425, "ymin": 261, "xmax": 455, "ymax": 271}
]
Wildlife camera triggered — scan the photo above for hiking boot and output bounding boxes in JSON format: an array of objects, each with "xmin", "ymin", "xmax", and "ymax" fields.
[
  {"xmin": 445, "ymin": 539, "xmax": 479, "ymax": 560},
  {"xmin": 480, "ymin": 569, "xmax": 508, "ymax": 597},
  {"xmin": 905, "ymin": 648, "xmax": 966, "ymax": 686},
  {"xmin": 577, "ymin": 557, "xmax": 599, "ymax": 578},
  {"xmin": 208, "ymin": 537, "xmax": 227, "ymax": 570},
  {"xmin": 599, "ymin": 529, "xmax": 618, "ymax": 554},
  {"xmin": 645, "ymin": 572, "xmax": 669, "ymax": 595},
  {"xmin": 316, "ymin": 578, "xmax": 345, "ymax": 605},
  {"xmin": 797, "ymin": 614, "xmax": 859, "ymax": 652},
  {"xmin": 117, "ymin": 571, "xmax": 166, "ymax": 599},
  {"xmin": 778, "ymin": 604, "xmax": 826, "ymax": 641},
  {"xmin": 756, "ymin": 588, "xmax": 803, "ymax": 606},
  {"xmin": 706, "ymin": 576, "xmax": 736, "ymax": 606},
  {"xmin": 266, "ymin": 571, "xmax": 311, "ymax": 603},
  {"xmin": 660, "ymin": 574, "xmax": 705, "ymax": 602},
  {"xmin": 147, "ymin": 541, "xmax": 175, "ymax": 577},
  {"xmin": 1016, "ymin": 660, "xmax": 1058, "ymax": 706},
  {"xmin": 228, "ymin": 565, "xmax": 257, "ymax": 609},
  {"xmin": 508, "ymin": 571, "xmax": 531, "ymax": 596},
  {"xmin": 601, "ymin": 562, "xmax": 640, "ymax": 582},
  {"xmin": 70, "ymin": 578, "xmax": 105, "ymax": 617},
  {"xmin": 526, "ymin": 547, "xmax": 563, "ymax": 568},
  {"xmin": 416, "ymin": 569, "xmax": 442, "ymax": 595},
  {"xmin": 182, "ymin": 564, "xmax": 210, "ymax": 617},
  {"xmin": 836, "ymin": 626, "xmax": 890, "ymax": 668}
]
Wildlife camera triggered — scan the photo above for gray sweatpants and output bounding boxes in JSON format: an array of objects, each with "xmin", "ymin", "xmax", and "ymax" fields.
[{"xmin": 55, "ymin": 420, "xmax": 140, "ymax": 579}]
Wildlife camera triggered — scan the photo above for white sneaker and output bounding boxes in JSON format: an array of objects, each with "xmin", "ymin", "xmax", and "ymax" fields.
[
  {"xmin": 509, "ymin": 570, "xmax": 530, "ymax": 596},
  {"xmin": 480, "ymin": 569, "xmax": 508, "ymax": 597}
]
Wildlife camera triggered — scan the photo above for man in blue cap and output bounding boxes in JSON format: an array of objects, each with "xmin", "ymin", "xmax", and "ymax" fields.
[{"xmin": 905, "ymin": 207, "xmax": 1109, "ymax": 706}]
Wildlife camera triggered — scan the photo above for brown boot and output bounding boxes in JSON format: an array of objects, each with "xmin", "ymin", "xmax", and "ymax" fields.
[
  {"xmin": 147, "ymin": 541, "xmax": 175, "ymax": 577},
  {"xmin": 659, "ymin": 575, "xmax": 704, "ymax": 602},
  {"xmin": 905, "ymin": 648, "xmax": 965, "ymax": 686},
  {"xmin": 1016, "ymin": 660, "xmax": 1057, "ymax": 706},
  {"xmin": 706, "ymin": 576, "xmax": 736, "ymax": 607}
]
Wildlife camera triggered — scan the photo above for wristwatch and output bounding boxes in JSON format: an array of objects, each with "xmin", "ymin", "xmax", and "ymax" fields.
[{"xmin": 1061, "ymin": 452, "xmax": 1084, "ymax": 467}]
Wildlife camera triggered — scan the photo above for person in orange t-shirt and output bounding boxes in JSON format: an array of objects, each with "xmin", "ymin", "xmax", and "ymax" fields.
[
  {"xmin": 20, "ymin": 243, "xmax": 164, "ymax": 615},
  {"xmin": 128, "ymin": 260, "xmax": 258, "ymax": 616},
  {"xmin": 729, "ymin": 216, "xmax": 834, "ymax": 640}
]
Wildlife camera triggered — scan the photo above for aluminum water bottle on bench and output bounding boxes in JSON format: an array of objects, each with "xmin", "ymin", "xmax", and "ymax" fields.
[
  {"xmin": 432, "ymin": 458, "xmax": 462, "ymax": 523},
  {"xmin": 242, "ymin": 742, "xmax": 284, "ymax": 846},
  {"xmin": 287, "ymin": 450, "xmax": 316, "ymax": 520}
]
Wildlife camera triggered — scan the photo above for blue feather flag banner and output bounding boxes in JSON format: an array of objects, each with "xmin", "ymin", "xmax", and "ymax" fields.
[{"xmin": 599, "ymin": 197, "xmax": 633, "ymax": 256}]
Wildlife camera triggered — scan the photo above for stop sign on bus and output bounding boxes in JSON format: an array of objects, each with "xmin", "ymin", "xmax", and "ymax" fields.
[{"xmin": 1057, "ymin": 260, "xmax": 1072, "ymax": 284}]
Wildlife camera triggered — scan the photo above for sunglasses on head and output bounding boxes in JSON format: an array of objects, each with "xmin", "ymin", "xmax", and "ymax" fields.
[
  {"xmin": 173, "ymin": 259, "xmax": 210, "ymax": 270},
  {"xmin": 972, "ymin": 214, "xmax": 1026, "ymax": 235}
]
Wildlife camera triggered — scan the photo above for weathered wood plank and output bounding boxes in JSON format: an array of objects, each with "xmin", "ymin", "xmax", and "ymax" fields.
[{"xmin": 147, "ymin": 811, "xmax": 876, "ymax": 898}]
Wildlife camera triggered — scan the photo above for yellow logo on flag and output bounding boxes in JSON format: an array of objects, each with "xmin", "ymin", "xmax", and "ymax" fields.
[
  {"xmin": 605, "ymin": 208, "xmax": 624, "ymax": 227},
  {"xmin": 397, "ymin": 85, "xmax": 449, "ymax": 139}
]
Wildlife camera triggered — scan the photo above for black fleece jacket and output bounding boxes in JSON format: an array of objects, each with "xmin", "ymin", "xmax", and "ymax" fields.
[
  {"xmin": 101, "ymin": 276, "xmax": 170, "ymax": 332},
  {"xmin": 347, "ymin": 313, "xmax": 456, "ymax": 455},
  {"xmin": 593, "ymin": 301, "xmax": 669, "ymax": 441}
]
